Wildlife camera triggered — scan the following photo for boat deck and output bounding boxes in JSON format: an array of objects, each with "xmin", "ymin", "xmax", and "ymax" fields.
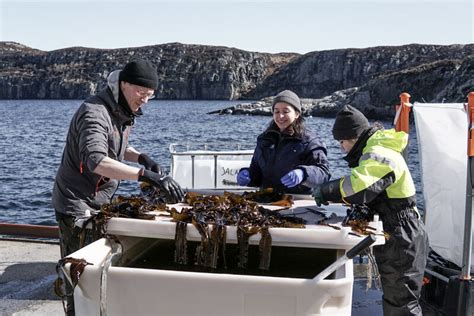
[{"xmin": 0, "ymin": 238, "xmax": 63, "ymax": 315}]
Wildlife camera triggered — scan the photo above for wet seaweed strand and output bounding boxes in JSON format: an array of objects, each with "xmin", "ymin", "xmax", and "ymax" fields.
[
  {"xmin": 174, "ymin": 221, "xmax": 188, "ymax": 265},
  {"xmin": 81, "ymin": 186, "xmax": 382, "ymax": 274},
  {"xmin": 170, "ymin": 191, "xmax": 304, "ymax": 271}
]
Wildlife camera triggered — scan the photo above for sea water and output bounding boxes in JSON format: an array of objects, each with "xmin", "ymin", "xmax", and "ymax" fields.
[{"xmin": 0, "ymin": 100, "xmax": 421, "ymax": 225}]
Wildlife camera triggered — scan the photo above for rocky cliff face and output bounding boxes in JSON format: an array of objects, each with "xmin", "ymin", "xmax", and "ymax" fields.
[
  {"xmin": 211, "ymin": 55, "xmax": 474, "ymax": 120},
  {"xmin": 1, "ymin": 42, "xmax": 472, "ymax": 114},
  {"xmin": 309, "ymin": 54, "xmax": 474, "ymax": 118},
  {"xmin": 0, "ymin": 42, "xmax": 297, "ymax": 100},
  {"xmin": 244, "ymin": 44, "xmax": 473, "ymax": 101}
]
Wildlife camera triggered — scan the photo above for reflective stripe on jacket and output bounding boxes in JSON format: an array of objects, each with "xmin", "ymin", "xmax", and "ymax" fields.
[{"xmin": 322, "ymin": 128, "xmax": 416, "ymax": 214}]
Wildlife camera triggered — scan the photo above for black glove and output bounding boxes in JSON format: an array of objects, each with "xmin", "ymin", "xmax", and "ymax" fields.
[
  {"xmin": 312, "ymin": 185, "xmax": 329, "ymax": 207},
  {"xmin": 138, "ymin": 153, "xmax": 164, "ymax": 175},
  {"xmin": 139, "ymin": 170, "xmax": 184, "ymax": 204}
]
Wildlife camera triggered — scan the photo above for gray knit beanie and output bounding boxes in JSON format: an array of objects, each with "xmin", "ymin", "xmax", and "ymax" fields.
[
  {"xmin": 332, "ymin": 105, "xmax": 370, "ymax": 140},
  {"xmin": 272, "ymin": 90, "xmax": 302, "ymax": 113},
  {"xmin": 119, "ymin": 59, "xmax": 159, "ymax": 90}
]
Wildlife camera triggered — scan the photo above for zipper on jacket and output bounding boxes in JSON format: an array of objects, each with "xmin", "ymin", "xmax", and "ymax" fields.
[
  {"xmin": 116, "ymin": 124, "xmax": 126, "ymax": 161},
  {"xmin": 108, "ymin": 124, "xmax": 126, "ymax": 199}
]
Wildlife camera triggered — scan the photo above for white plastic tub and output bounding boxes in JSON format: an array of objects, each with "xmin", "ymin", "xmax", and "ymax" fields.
[
  {"xmin": 70, "ymin": 237, "xmax": 355, "ymax": 316},
  {"xmin": 65, "ymin": 201, "xmax": 384, "ymax": 316},
  {"xmin": 170, "ymin": 148, "xmax": 253, "ymax": 189}
]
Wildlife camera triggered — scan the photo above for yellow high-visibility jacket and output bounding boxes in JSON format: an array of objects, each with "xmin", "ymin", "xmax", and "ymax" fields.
[{"xmin": 321, "ymin": 127, "xmax": 416, "ymax": 215}]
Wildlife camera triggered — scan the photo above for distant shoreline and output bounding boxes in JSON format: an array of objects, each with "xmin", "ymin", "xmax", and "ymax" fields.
[{"xmin": 1, "ymin": 42, "xmax": 472, "ymax": 111}]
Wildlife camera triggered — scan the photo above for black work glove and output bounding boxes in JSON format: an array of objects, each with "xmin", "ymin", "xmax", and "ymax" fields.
[
  {"xmin": 312, "ymin": 185, "xmax": 329, "ymax": 207},
  {"xmin": 138, "ymin": 153, "xmax": 164, "ymax": 175},
  {"xmin": 139, "ymin": 170, "xmax": 184, "ymax": 204}
]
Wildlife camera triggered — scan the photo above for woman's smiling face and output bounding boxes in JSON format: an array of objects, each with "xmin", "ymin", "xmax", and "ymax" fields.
[{"xmin": 273, "ymin": 102, "xmax": 300, "ymax": 131}]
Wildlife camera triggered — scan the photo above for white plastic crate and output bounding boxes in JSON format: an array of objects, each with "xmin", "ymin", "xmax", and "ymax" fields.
[{"xmin": 65, "ymin": 201, "xmax": 384, "ymax": 316}]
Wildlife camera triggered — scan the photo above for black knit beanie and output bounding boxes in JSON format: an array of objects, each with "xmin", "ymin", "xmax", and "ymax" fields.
[
  {"xmin": 119, "ymin": 60, "xmax": 159, "ymax": 90},
  {"xmin": 332, "ymin": 105, "xmax": 370, "ymax": 140},
  {"xmin": 272, "ymin": 90, "xmax": 302, "ymax": 113}
]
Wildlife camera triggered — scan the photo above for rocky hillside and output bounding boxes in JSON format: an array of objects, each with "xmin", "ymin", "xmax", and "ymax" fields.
[
  {"xmin": 211, "ymin": 45, "xmax": 473, "ymax": 119},
  {"xmin": 0, "ymin": 41, "xmax": 297, "ymax": 100},
  {"xmin": 244, "ymin": 44, "xmax": 473, "ymax": 98},
  {"xmin": 1, "ymin": 42, "xmax": 472, "ymax": 118},
  {"xmin": 309, "ymin": 54, "xmax": 474, "ymax": 118}
]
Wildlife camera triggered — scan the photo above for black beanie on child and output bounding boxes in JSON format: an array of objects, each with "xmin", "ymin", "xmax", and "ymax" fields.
[
  {"xmin": 332, "ymin": 105, "xmax": 369, "ymax": 140},
  {"xmin": 272, "ymin": 90, "xmax": 302, "ymax": 113},
  {"xmin": 119, "ymin": 60, "xmax": 159, "ymax": 90}
]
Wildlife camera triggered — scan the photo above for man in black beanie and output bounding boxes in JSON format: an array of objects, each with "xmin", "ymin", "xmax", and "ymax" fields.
[
  {"xmin": 120, "ymin": 60, "xmax": 159, "ymax": 90},
  {"xmin": 313, "ymin": 105, "xmax": 428, "ymax": 316},
  {"xmin": 331, "ymin": 104, "xmax": 369, "ymax": 140},
  {"xmin": 52, "ymin": 59, "xmax": 184, "ymax": 315}
]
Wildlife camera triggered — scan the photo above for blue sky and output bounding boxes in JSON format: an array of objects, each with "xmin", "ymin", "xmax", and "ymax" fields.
[{"xmin": 0, "ymin": 0, "xmax": 472, "ymax": 54}]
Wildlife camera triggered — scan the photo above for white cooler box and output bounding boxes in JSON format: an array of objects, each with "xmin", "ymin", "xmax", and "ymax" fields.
[{"xmin": 65, "ymin": 201, "xmax": 384, "ymax": 316}]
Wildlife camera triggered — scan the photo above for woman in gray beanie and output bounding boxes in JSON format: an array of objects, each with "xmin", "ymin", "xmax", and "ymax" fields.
[
  {"xmin": 313, "ymin": 104, "xmax": 428, "ymax": 316},
  {"xmin": 236, "ymin": 90, "xmax": 330, "ymax": 194}
]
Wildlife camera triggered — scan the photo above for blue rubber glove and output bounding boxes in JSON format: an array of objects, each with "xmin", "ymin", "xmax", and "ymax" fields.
[
  {"xmin": 312, "ymin": 185, "xmax": 329, "ymax": 207},
  {"xmin": 280, "ymin": 169, "xmax": 304, "ymax": 188},
  {"xmin": 237, "ymin": 169, "xmax": 251, "ymax": 186}
]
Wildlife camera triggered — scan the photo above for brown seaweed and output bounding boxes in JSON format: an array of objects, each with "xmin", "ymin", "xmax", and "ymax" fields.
[
  {"xmin": 101, "ymin": 196, "xmax": 158, "ymax": 220},
  {"xmin": 258, "ymin": 226, "xmax": 272, "ymax": 270},
  {"xmin": 54, "ymin": 257, "xmax": 93, "ymax": 307},
  {"xmin": 340, "ymin": 204, "xmax": 384, "ymax": 236},
  {"xmin": 168, "ymin": 191, "xmax": 305, "ymax": 270},
  {"xmin": 92, "ymin": 188, "xmax": 306, "ymax": 271},
  {"xmin": 209, "ymin": 215, "xmax": 227, "ymax": 269},
  {"xmin": 174, "ymin": 221, "xmax": 188, "ymax": 265},
  {"xmin": 237, "ymin": 226, "xmax": 259, "ymax": 268},
  {"xmin": 242, "ymin": 188, "xmax": 294, "ymax": 207},
  {"xmin": 193, "ymin": 214, "xmax": 211, "ymax": 267},
  {"xmin": 170, "ymin": 207, "xmax": 192, "ymax": 222}
]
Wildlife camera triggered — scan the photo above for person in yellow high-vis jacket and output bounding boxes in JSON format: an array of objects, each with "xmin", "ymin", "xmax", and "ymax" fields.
[{"xmin": 313, "ymin": 105, "xmax": 429, "ymax": 316}]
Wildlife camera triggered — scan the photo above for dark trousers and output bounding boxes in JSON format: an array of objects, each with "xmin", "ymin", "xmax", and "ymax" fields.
[
  {"xmin": 374, "ymin": 212, "xmax": 429, "ymax": 316},
  {"xmin": 56, "ymin": 212, "xmax": 94, "ymax": 316}
]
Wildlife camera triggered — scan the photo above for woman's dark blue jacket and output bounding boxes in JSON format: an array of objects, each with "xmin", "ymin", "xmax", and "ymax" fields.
[{"xmin": 246, "ymin": 127, "xmax": 330, "ymax": 194}]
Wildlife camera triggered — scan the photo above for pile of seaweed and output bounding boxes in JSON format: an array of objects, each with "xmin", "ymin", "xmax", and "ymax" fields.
[
  {"xmin": 169, "ymin": 191, "xmax": 304, "ymax": 270},
  {"xmin": 86, "ymin": 186, "xmax": 303, "ymax": 271},
  {"xmin": 91, "ymin": 186, "xmax": 380, "ymax": 271}
]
